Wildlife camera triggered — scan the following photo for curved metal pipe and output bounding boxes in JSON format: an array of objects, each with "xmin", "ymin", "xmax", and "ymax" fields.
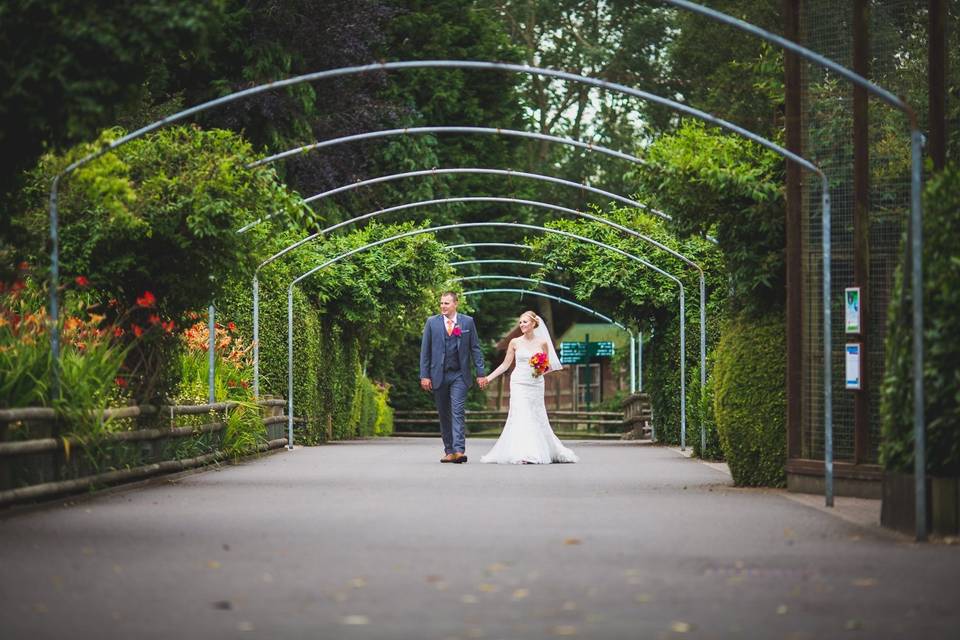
[{"xmin": 451, "ymin": 275, "xmax": 570, "ymax": 292}]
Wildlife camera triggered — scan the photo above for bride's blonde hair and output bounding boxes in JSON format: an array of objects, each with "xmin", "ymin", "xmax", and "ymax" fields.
[{"xmin": 519, "ymin": 310, "xmax": 540, "ymax": 329}]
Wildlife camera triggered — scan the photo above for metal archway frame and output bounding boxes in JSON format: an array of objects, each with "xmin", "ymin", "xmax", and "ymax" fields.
[
  {"xmin": 253, "ymin": 195, "xmax": 708, "ymax": 441},
  {"xmin": 43, "ymin": 41, "xmax": 918, "ymax": 524},
  {"xmin": 451, "ymin": 275, "xmax": 570, "ymax": 292},
  {"xmin": 284, "ymin": 221, "xmax": 686, "ymax": 450},
  {"xmin": 461, "ymin": 287, "xmax": 639, "ymax": 397}
]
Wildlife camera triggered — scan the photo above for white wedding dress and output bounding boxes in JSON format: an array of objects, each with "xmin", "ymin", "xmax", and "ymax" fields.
[{"xmin": 480, "ymin": 339, "xmax": 579, "ymax": 464}]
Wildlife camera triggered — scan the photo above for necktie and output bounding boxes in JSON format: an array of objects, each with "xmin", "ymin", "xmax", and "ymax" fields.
[{"xmin": 446, "ymin": 318, "xmax": 454, "ymax": 336}]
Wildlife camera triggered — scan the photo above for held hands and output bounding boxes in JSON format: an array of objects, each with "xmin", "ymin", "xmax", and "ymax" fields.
[
  {"xmin": 420, "ymin": 377, "xmax": 433, "ymax": 392},
  {"xmin": 477, "ymin": 376, "xmax": 489, "ymax": 390}
]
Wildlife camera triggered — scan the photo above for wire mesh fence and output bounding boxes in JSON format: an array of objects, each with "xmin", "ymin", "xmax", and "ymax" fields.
[{"xmin": 799, "ymin": 0, "xmax": 926, "ymax": 464}]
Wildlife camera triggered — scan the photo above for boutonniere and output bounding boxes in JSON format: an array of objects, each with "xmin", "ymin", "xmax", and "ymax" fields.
[{"xmin": 452, "ymin": 326, "xmax": 462, "ymax": 337}]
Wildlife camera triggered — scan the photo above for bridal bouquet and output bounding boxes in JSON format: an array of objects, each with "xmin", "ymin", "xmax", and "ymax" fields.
[{"xmin": 529, "ymin": 351, "xmax": 550, "ymax": 377}]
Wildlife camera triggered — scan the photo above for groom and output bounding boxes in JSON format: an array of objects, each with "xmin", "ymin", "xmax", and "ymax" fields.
[{"xmin": 420, "ymin": 291, "xmax": 487, "ymax": 463}]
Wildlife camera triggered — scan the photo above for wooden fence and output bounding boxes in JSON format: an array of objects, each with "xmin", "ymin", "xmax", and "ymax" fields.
[{"xmin": 0, "ymin": 399, "xmax": 292, "ymax": 507}]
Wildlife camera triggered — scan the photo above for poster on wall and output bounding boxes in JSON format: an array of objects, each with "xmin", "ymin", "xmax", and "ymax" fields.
[
  {"xmin": 845, "ymin": 287, "xmax": 861, "ymax": 333},
  {"xmin": 845, "ymin": 343, "xmax": 862, "ymax": 390}
]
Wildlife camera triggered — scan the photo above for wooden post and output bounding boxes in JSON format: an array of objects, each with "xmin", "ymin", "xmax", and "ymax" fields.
[
  {"xmin": 784, "ymin": 0, "xmax": 803, "ymax": 460},
  {"xmin": 929, "ymin": 0, "xmax": 947, "ymax": 170},
  {"xmin": 852, "ymin": 0, "xmax": 871, "ymax": 464}
]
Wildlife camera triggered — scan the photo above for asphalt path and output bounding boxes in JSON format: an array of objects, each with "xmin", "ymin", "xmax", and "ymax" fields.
[{"xmin": 1, "ymin": 438, "xmax": 958, "ymax": 639}]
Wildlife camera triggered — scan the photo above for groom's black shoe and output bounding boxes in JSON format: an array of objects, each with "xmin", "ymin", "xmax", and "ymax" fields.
[{"xmin": 451, "ymin": 452, "xmax": 468, "ymax": 464}]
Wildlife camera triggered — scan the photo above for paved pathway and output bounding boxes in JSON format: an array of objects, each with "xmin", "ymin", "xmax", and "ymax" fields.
[{"xmin": 1, "ymin": 438, "xmax": 958, "ymax": 639}]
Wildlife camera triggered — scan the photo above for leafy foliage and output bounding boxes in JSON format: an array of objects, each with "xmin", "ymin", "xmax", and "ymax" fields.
[
  {"xmin": 880, "ymin": 165, "xmax": 960, "ymax": 475},
  {"xmin": 713, "ymin": 311, "xmax": 786, "ymax": 487}
]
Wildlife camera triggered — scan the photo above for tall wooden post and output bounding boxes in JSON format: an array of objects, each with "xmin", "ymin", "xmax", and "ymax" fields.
[
  {"xmin": 929, "ymin": 0, "xmax": 947, "ymax": 170},
  {"xmin": 852, "ymin": 0, "xmax": 871, "ymax": 464},
  {"xmin": 784, "ymin": 0, "xmax": 803, "ymax": 460}
]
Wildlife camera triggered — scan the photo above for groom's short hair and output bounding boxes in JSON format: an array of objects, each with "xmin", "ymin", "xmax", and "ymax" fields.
[{"xmin": 440, "ymin": 291, "xmax": 459, "ymax": 302}]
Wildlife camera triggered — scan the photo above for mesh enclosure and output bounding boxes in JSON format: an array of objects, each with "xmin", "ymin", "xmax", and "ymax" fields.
[{"xmin": 799, "ymin": 0, "xmax": 927, "ymax": 464}]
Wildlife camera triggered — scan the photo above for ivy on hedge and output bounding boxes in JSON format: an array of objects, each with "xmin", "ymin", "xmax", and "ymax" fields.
[
  {"xmin": 713, "ymin": 311, "xmax": 786, "ymax": 487},
  {"xmin": 880, "ymin": 165, "xmax": 960, "ymax": 476}
]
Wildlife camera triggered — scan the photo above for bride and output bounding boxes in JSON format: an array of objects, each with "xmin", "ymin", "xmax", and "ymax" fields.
[{"xmin": 480, "ymin": 311, "xmax": 579, "ymax": 464}]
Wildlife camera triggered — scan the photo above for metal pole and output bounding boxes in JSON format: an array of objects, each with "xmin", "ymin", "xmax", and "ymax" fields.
[
  {"xmin": 287, "ymin": 287, "xmax": 295, "ymax": 450},
  {"xmin": 208, "ymin": 305, "xmax": 216, "ymax": 405},
  {"xmin": 822, "ymin": 175, "xmax": 833, "ymax": 508},
  {"xmin": 911, "ymin": 128, "xmax": 926, "ymax": 541},
  {"xmin": 48, "ymin": 177, "xmax": 61, "ymax": 402},
  {"xmin": 638, "ymin": 331, "xmax": 643, "ymax": 392},
  {"xmin": 700, "ymin": 272, "xmax": 707, "ymax": 454},
  {"xmin": 680, "ymin": 287, "xmax": 687, "ymax": 451},
  {"xmin": 253, "ymin": 275, "xmax": 260, "ymax": 401},
  {"xmin": 630, "ymin": 333, "xmax": 637, "ymax": 394}
]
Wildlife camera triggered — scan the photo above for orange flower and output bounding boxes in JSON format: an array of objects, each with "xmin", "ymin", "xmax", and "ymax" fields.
[
  {"xmin": 131, "ymin": 323, "xmax": 144, "ymax": 338},
  {"xmin": 162, "ymin": 320, "xmax": 175, "ymax": 333},
  {"xmin": 148, "ymin": 313, "xmax": 161, "ymax": 325},
  {"xmin": 136, "ymin": 291, "xmax": 156, "ymax": 308}
]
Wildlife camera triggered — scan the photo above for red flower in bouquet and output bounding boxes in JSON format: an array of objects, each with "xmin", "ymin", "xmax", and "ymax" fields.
[
  {"xmin": 451, "ymin": 326, "xmax": 462, "ymax": 337},
  {"xmin": 529, "ymin": 351, "xmax": 550, "ymax": 378}
]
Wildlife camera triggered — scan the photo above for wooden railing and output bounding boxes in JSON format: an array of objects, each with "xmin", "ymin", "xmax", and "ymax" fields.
[
  {"xmin": 0, "ymin": 399, "xmax": 293, "ymax": 507},
  {"xmin": 393, "ymin": 408, "xmax": 627, "ymax": 436},
  {"xmin": 621, "ymin": 392, "xmax": 654, "ymax": 440}
]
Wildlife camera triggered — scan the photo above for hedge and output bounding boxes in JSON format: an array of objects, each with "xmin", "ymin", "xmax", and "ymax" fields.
[
  {"xmin": 880, "ymin": 165, "xmax": 960, "ymax": 475},
  {"xmin": 713, "ymin": 310, "xmax": 786, "ymax": 486}
]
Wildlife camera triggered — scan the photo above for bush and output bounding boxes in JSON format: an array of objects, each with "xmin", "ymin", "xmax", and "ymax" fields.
[
  {"xmin": 880, "ymin": 165, "xmax": 960, "ymax": 475},
  {"xmin": 690, "ymin": 359, "xmax": 724, "ymax": 461},
  {"xmin": 713, "ymin": 311, "xmax": 786, "ymax": 486}
]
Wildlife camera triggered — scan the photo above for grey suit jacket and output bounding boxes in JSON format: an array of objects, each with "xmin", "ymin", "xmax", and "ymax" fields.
[{"xmin": 419, "ymin": 314, "xmax": 485, "ymax": 388}]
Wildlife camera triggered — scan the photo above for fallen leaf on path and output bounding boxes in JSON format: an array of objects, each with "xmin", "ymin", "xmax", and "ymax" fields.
[
  {"xmin": 851, "ymin": 578, "xmax": 877, "ymax": 588},
  {"xmin": 341, "ymin": 615, "xmax": 370, "ymax": 625},
  {"xmin": 561, "ymin": 601, "xmax": 577, "ymax": 611},
  {"xmin": 634, "ymin": 593, "xmax": 651, "ymax": 604},
  {"xmin": 670, "ymin": 621, "xmax": 693, "ymax": 633},
  {"xmin": 461, "ymin": 594, "xmax": 478, "ymax": 604},
  {"xmin": 350, "ymin": 578, "xmax": 367, "ymax": 589},
  {"xmin": 478, "ymin": 583, "xmax": 498, "ymax": 593},
  {"xmin": 237, "ymin": 621, "xmax": 254, "ymax": 632},
  {"xmin": 563, "ymin": 538, "xmax": 582, "ymax": 546},
  {"xmin": 207, "ymin": 560, "xmax": 221, "ymax": 569},
  {"xmin": 426, "ymin": 575, "xmax": 444, "ymax": 583},
  {"xmin": 512, "ymin": 589, "xmax": 529, "ymax": 600},
  {"xmin": 487, "ymin": 562, "xmax": 509, "ymax": 573},
  {"xmin": 552, "ymin": 625, "xmax": 577, "ymax": 636},
  {"xmin": 845, "ymin": 619, "xmax": 863, "ymax": 630},
  {"xmin": 776, "ymin": 604, "xmax": 788, "ymax": 615}
]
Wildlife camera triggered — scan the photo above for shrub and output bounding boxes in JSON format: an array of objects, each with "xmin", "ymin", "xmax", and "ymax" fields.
[
  {"xmin": 713, "ymin": 311, "xmax": 786, "ymax": 486},
  {"xmin": 690, "ymin": 359, "xmax": 724, "ymax": 461},
  {"xmin": 880, "ymin": 165, "xmax": 960, "ymax": 475}
]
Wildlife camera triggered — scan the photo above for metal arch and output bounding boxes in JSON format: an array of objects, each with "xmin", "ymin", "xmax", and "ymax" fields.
[
  {"xmin": 253, "ymin": 194, "xmax": 707, "ymax": 444},
  {"xmin": 446, "ymin": 242, "xmax": 533, "ymax": 252},
  {"xmin": 283, "ymin": 221, "xmax": 686, "ymax": 450},
  {"xmin": 451, "ymin": 275, "xmax": 570, "ymax": 292},
  {"xmin": 300, "ymin": 167, "xmax": 666, "ymax": 221},
  {"xmin": 249, "ymin": 125, "xmax": 648, "ymax": 170},
  {"xmin": 251, "ymin": 193, "xmax": 709, "ymax": 450},
  {"xmin": 449, "ymin": 259, "xmax": 544, "ymax": 268}
]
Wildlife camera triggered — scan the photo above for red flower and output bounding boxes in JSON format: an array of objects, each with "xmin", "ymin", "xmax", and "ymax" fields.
[
  {"xmin": 227, "ymin": 322, "xmax": 236, "ymax": 332},
  {"xmin": 131, "ymin": 323, "xmax": 144, "ymax": 338},
  {"xmin": 162, "ymin": 320, "xmax": 175, "ymax": 334},
  {"xmin": 108, "ymin": 298, "xmax": 119, "ymax": 308},
  {"xmin": 17, "ymin": 261, "xmax": 29, "ymax": 271},
  {"xmin": 115, "ymin": 377, "xmax": 127, "ymax": 388},
  {"xmin": 136, "ymin": 291, "xmax": 156, "ymax": 308},
  {"xmin": 452, "ymin": 326, "xmax": 462, "ymax": 337},
  {"xmin": 148, "ymin": 313, "xmax": 161, "ymax": 325},
  {"xmin": 74, "ymin": 276, "xmax": 90, "ymax": 287},
  {"xmin": 113, "ymin": 326, "xmax": 124, "ymax": 337}
]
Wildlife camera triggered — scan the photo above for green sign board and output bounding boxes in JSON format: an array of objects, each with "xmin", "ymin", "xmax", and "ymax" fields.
[{"xmin": 559, "ymin": 340, "xmax": 615, "ymax": 364}]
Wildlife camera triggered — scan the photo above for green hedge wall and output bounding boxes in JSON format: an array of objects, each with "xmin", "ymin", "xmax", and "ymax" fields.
[
  {"xmin": 713, "ymin": 311, "xmax": 786, "ymax": 486},
  {"xmin": 690, "ymin": 358, "xmax": 724, "ymax": 461},
  {"xmin": 880, "ymin": 165, "xmax": 960, "ymax": 475}
]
